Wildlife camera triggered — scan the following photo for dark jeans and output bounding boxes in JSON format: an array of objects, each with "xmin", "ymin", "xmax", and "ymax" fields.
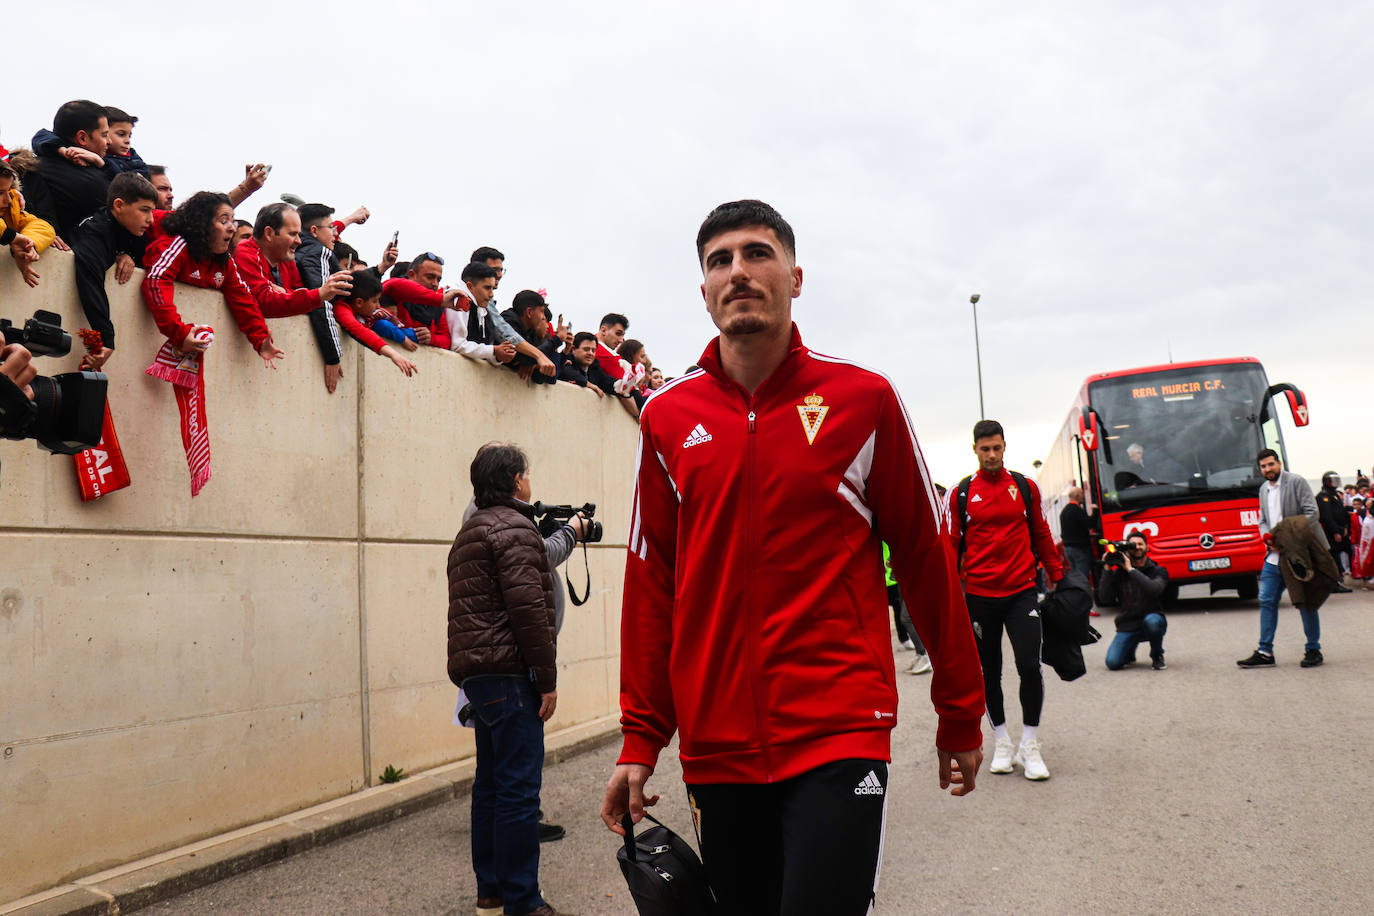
[
  {"xmin": 965, "ymin": 588, "xmax": 1044, "ymax": 727},
  {"xmin": 1105, "ymin": 613, "xmax": 1167, "ymax": 669},
  {"xmin": 688, "ymin": 759, "xmax": 888, "ymax": 915},
  {"xmin": 464, "ymin": 675, "xmax": 545, "ymax": 913}
]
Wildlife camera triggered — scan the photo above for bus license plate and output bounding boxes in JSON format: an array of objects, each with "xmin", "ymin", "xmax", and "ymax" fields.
[{"xmin": 1189, "ymin": 557, "xmax": 1232, "ymax": 571}]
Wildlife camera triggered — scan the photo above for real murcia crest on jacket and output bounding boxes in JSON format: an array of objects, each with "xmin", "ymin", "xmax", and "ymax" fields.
[
  {"xmin": 797, "ymin": 393, "xmax": 829, "ymax": 445},
  {"xmin": 212, "ymin": 271, "xmax": 225, "ymax": 288},
  {"xmin": 1007, "ymin": 484, "xmax": 1019, "ymax": 500}
]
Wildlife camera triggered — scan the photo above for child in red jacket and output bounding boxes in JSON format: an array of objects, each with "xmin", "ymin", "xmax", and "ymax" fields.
[{"xmin": 333, "ymin": 269, "xmax": 418, "ymax": 377}]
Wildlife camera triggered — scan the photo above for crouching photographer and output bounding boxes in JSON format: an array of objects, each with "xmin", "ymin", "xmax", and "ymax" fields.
[{"xmin": 1097, "ymin": 531, "xmax": 1169, "ymax": 670}]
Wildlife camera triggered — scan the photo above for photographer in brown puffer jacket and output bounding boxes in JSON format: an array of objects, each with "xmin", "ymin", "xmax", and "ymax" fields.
[{"xmin": 447, "ymin": 442, "xmax": 570, "ymax": 916}]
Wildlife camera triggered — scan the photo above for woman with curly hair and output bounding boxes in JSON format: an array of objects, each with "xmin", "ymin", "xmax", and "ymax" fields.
[{"xmin": 141, "ymin": 190, "xmax": 283, "ymax": 364}]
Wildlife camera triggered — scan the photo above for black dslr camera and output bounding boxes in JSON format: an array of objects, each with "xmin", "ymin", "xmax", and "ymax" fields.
[
  {"xmin": 533, "ymin": 501, "xmax": 604, "ymax": 543},
  {"xmin": 1099, "ymin": 539, "xmax": 1135, "ymax": 568},
  {"xmin": 0, "ymin": 310, "xmax": 108, "ymax": 454}
]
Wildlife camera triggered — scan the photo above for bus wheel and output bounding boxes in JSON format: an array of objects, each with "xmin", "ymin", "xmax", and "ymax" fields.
[
  {"xmin": 1162, "ymin": 584, "xmax": 1179, "ymax": 607},
  {"xmin": 1237, "ymin": 577, "xmax": 1259, "ymax": 601}
]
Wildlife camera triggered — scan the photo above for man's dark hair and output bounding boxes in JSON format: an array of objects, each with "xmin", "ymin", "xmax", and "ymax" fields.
[
  {"xmin": 573, "ymin": 331, "xmax": 597, "ymax": 348},
  {"xmin": 461, "ymin": 261, "xmax": 498, "ymax": 283},
  {"xmin": 390, "ymin": 260, "xmax": 410, "ymax": 279},
  {"xmin": 512, "ymin": 289, "xmax": 545, "ymax": 314},
  {"xmin": 234, "ymin": 219, "xmax": 251, "ymax": 230},
  {"xmin": 297, "ymin": 203, "xmax": 334, "ymax": 227},
  {"xmin": 253, "ymin": 202, "xmax": 294, "ymax": 239},
  {"xmin": 346, "ymin": 268, "xmax": 383, "ymax": 302},
  {"xmin": 334, "ymin": 239, "xmax": 360, "ymax": 263},
  {"xmin": 148, "ymin": 164, "xmax": 168, "ymax": 178},
  {"xmin": 471, "ymin": 245, "xmax": 504, "ymax": 262},
  {"xmin": 162, "ymin": 191, "xmax": 234, "ymax": 262},
  {"xmin": 619, "ymin": 339, "xmax": 644, "ymax": 364},
  {"xmin": 106, "ymin": 172, "xmax": 158, "ymax": 208},
  {"xmin": 1257, "ymin": 448, "xmax": 1280, "ymax": 465},
  {"xmin": 695, "ymin": 199, "xmax": 796, "ymax": 264},
  {"xmin": 103, "ymin": 106, "xmax": 138, "ymax": 127},
  {"xmin": 470, "ymin": 443, "xmax": 528, "ymax": 508},
  {"xmin": 408, "ymin": 252, "xmax": 444, "ymax": 274},
  {"xmin": 973, "ymin": 419, "xmax": 1005, "ymax": 441},
  {"xmin": 1127, "ymin": 530, "xmax": 1150, "ymax": 544},
  {"xmin": 599, "ymin": 312, "xmax": 629, "ymax": 331},
  {"xmin": 54, "ymin": 100, "xmax": 107, "ymax": 143}
]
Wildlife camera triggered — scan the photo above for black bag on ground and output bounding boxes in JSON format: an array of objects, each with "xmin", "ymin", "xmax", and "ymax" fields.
[{"xmin": 617, "ymin": 812, "xmax": 715, "ymax": 915}]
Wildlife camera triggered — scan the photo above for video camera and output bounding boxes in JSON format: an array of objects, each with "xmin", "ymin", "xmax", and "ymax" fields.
[
  {"xmin": 533, "ymin": 501, "xmax": 604, "ymax": 543},
  {"xmin": 0, "ymin": 310, "xmax": 108, "ymax": 454},
  {"xmin": 533, "ymin": 501, "xmax": 603, "ymax": 608},
  {"xmin": 1098, "ymin": 538, "xmax": 1136, "ymax": 568}
]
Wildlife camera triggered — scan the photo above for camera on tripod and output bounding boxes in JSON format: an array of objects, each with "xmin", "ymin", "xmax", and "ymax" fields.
[
  {"xmin": 533, "ymin": 501, "xmax": 604, "ymax": 543},
  {"xmin": 0, "ymin": 310, "xmax": 108, "ymax": 454}
]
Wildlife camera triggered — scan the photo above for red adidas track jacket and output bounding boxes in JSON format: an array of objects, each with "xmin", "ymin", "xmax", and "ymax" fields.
[{"xmin": 618, "ymin": 325, "xmax": 985, "ymax": 785}]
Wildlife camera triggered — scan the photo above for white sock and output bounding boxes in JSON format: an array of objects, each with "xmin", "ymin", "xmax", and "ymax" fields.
[
  {"xmin": 1021, "ymin": 724, "xmax": 1038, "ymax": 745},
  {"xmin": 992, "ymin": 723, "xmax": 1009, "ymax": 744}
]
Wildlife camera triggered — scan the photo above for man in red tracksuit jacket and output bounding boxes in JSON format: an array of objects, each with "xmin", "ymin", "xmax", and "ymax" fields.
[
  {"xmin": 949, "ymin": 419, "xmax": 1062, "ymax": 782},
  {"xmin": 234, "ymin": 203, "xmax": 353, "ymax": 392},
  {"xmin": 600, "ymin": 200, "xmax": 986, "ymax": 915}
]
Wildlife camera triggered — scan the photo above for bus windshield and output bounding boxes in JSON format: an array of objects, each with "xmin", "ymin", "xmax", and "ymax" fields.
[{"xmin": 1090, "ymin": 364, "xmax": 1275, "ymax": 511}]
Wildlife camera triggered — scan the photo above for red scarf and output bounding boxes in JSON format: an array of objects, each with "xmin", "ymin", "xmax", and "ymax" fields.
[{"xmin": 145, "ymin": 329, "xmax": 214, "ymax": 496}]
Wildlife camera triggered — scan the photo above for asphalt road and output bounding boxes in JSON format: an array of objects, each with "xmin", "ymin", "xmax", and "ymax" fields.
[{"xmin": 148, "ymin": 585, "xmax": 1374, "ymax": 915}]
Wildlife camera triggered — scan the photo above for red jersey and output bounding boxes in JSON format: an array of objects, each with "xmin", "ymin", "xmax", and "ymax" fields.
[
  {"xmin": 596, "ymin": 340, "xmax": 625, "ymax": 380},
  {"xmin": 233, "ymin": 237, "xmax": 322, "ymax": 318},
  {"xmin": 618, "ymin": 325, "xmax": 985, "ymax": 784},
  {"xmin": 141, "ymin": 236, "xmax": 270, "ymax": 350},
  {"xmin": 948, "ymin": 467, "xmax": 1062, "ymax": 598},
  {"xmin": 332, "ymin": 303, "xmax": 388, "ymax": 354}
]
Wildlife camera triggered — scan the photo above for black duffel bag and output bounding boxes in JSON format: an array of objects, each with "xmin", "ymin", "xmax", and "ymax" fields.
[{"xmin": 617, "ymin": 813, "xmax": 715, "ymax": 915}]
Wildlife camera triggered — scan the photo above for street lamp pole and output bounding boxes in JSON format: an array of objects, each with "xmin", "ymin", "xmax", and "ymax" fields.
[{"xmin": 970, "ymin": 293, "xmax": 984, "ymax": 419}]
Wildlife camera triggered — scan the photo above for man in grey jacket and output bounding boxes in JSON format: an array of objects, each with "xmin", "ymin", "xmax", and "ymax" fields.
[{"xmin": 1237, "ymin": 449, "xmax": 1329, "ymax": 668}]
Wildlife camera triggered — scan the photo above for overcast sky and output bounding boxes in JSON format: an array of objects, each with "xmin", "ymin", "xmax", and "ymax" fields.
[{"xmin": 8, "ymin": 1, "xmax": 1370, "ymax": 487}]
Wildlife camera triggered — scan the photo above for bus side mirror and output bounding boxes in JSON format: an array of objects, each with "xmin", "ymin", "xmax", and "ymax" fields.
[
  {"xmin": 1266, "ymin": 383, "xmax": 1310, "ymax": 427},
  {"xmin": 1077, "ymin": 408, "xmax": 1101, "ymax": 451}
]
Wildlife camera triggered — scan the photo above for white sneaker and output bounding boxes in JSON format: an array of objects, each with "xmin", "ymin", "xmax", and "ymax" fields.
[
  {"xmin": 1014, "ymin": 737, "xmax": 1050, "ymax": 780},
  {"xmin": 899, "ymin": 638, "xmax": 916, "ymax": 651},
  {"xmin": 907, "ymin": 653, "xmax": 932, "ymax": 675},
  {"xmin": 989, "ymin": 735, "xmax": 1015, "ymax": 773}
]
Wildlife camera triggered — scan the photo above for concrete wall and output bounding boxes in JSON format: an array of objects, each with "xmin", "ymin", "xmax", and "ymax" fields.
[{"xmin": 0, "ymin": 252, "xmax": 635, "ymax": 903}]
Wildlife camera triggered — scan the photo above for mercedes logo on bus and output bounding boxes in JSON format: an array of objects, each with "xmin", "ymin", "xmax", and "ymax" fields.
[{"xmin": 1199, "ymin": 534, "xmax": 1215, "ymax": 549}]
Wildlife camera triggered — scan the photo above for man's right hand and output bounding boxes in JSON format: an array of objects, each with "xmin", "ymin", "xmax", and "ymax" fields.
[
  {"xmin": 324, "ymin": 363, "xmax": 343, "ymax": 394},
  {"xmin": 538, "ymin": 690, "xmax": 558, "ymax": 722},
  {"xmin": 400, "ymin": 337, "xmax": 419, "ymax": 352},
  {"xmin": 319, "ymin": 271, "xmax": 353, "ymax": 301},
  {"xmin": 493, "ymin": 342, "xmax": 517, "ymax": 364},
  {"xmin": 938, "ymin": 747, "xmax": 982, "ymax": 797},
  {"xmin": 600, "ymin": 764, "xmax": 658, "ymax": 835},
  {"xmin": 566, "ymin": 513, "xmax": 589, "ymax": 540},
  {"xmin": 414, "ymin": 327, "xmax": 432, "ymax": 345}
]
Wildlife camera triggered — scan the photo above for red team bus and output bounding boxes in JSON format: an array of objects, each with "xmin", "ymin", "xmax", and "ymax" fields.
[{"xmin": 1038, "ymin": 357, "xmax": 1309, "ymax": 603}]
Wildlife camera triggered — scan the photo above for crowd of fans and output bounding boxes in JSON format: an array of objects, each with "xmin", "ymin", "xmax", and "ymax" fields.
[
  {"xmin": 1, "ymin": 99, "xmax": 668, "ymax": 421},
  {"xmin": 1331, "ymin": 472, "xmax": 1374, "ymax": 583}
]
